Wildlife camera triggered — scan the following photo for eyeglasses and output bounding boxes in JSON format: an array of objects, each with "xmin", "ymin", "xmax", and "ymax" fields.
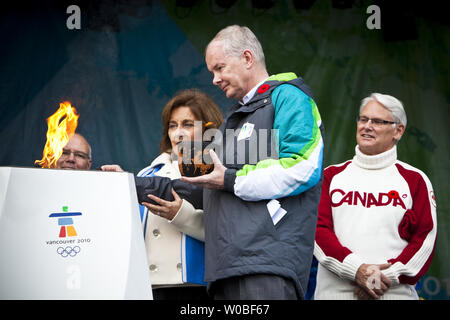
[
  {"xmin": 60, "ymin": 149, "xmax": 90, "ymax": 160},
  {"xmin": 357, "ymin": 115, "xmax": 398, "ymax": 126}
]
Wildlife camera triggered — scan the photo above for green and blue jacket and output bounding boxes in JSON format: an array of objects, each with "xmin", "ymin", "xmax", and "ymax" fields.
[{"xmin": 204, "ymin": 72, "xmax": 325, "ymax": 299}]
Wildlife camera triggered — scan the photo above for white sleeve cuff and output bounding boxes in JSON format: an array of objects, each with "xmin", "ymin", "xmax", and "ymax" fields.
[
  {"xmin": 381, "ymin": 264, "xmax": 401, "ymax": 286},
  {"xmin": 169, "ymin": 199, "xmax": 205, "ymax": 241},
  {"xmin": 340, "ymin": 253, "xmax": 365, "ymax": 281}
]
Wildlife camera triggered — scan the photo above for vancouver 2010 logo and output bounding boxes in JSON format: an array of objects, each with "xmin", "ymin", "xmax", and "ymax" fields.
[
  {"xmin": 49, "ymin": 206, "xmax": 82, "ymax": 238},
  {"xmin": 46, "ymin": 205, "xmax": 92, "ymax": 258}
]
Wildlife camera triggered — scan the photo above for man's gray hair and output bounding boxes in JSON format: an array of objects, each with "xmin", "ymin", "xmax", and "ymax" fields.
[
  {"xmin": 360, "ymin": 93, "xmax": 407, "ymax": 128},
  {"xmin": 207, "ymin": 25, "xmax": 266, "ymax": 68}
]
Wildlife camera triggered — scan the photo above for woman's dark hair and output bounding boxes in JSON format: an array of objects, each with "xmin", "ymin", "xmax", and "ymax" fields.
[{"xmin": 160, "ymin": 89, "xmax": 223, "ymax": 153}]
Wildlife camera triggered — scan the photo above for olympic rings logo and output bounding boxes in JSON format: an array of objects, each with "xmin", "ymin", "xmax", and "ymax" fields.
[{"xmin": 57, "ymin": 246, "xmax": 81, "ymax": 258}]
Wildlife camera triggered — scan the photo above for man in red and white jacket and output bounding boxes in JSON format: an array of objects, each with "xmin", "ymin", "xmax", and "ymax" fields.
[{"xmin": 314, "ymin": 93, "xmax": 437, "ymax": 300}]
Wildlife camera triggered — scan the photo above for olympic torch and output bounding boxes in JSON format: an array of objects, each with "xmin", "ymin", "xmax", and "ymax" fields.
[{"xmin": 35, "ymin": 102, "xmax": 79, "ymax": 168}]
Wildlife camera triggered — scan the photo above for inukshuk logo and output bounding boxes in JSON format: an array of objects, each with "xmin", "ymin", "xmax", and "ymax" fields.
[
  {"xmin": 46, "ymin": 206, "xmax": 91, "ymax": 259},
  {"xmin": 49, "ymin": 206, "xmax": 82, "ymax": 238}
]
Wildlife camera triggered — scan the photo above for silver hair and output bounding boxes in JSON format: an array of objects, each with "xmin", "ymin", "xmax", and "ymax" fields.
[
  {"xmin": 207, "ymin": 25, "xmax": 266, "ymax": 68},
  {"xmin": 360, "ymin": 93, "xmax": 407, "ymax": 128}
]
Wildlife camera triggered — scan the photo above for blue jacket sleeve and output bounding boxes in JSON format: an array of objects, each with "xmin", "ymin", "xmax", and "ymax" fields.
[
  {"xmin": 233, "ymin": 84, "xmax": 324, "ymax": 201},
  {"xmin": 135, "ymin": 176, "xmax": 203, "ymax": 209}
]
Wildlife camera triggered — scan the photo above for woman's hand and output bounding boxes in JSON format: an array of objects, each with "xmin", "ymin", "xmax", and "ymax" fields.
[
  {"xmin": 100, "ymin": 164, "xmax": 124, "ymax": 172},
  {"xmin": 142, "ymin": 188, "xmax": 183, "ymax": 221}
]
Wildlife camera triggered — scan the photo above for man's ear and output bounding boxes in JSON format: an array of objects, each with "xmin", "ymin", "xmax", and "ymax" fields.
[
  {"xmin": 242, "ymin": 49, "xmax": 254, "ymax": 69},
  {"xmin": 394, "ymin": 123, "xmax": 405, "ymax": 142}
]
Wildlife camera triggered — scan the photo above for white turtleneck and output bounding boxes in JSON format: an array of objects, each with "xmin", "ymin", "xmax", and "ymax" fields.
[
  {"xmin": 314, "ymin": 145, "xmax": 437, "ymax": 300},
  {"xmin": 353, "ymin": 145, "xmax": 397, "ymax": 170}
]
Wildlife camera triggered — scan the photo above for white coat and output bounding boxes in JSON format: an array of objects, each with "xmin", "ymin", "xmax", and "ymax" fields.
[{"xmin": 138, "ymin": 152, "xmax": 205, "ymax": 287}]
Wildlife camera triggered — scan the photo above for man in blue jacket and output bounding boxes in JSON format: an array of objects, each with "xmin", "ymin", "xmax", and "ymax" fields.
[{"xmin": 181, "ymin": 25, "xmax": 325, "ymax": 299}]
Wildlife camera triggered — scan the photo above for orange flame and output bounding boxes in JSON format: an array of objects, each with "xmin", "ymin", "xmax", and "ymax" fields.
[{"xmin": 35, "ymin": 102, "xmax": 79, "ymax": 168}]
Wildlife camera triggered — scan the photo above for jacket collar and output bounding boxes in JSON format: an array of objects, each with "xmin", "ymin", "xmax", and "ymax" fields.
[
  {"xmin": 232, "ymin": 72, "xmax": 298, "ymax": 114},
  {"xmin": 150, "ymin": 152, "xmax": 172, "ymax": 168},
  {"xmin": 246, "ymin": 72, "xmax": 298, "ymax": 104},
  {"xmin": 240, "ymin": 78, "xmax": 269, "ymax": 105}
]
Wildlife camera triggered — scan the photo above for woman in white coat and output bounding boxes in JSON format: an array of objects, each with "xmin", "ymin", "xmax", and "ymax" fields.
[{"xmin": 103, "ymin": 89, "xmax": 223, "ymax": 300}]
